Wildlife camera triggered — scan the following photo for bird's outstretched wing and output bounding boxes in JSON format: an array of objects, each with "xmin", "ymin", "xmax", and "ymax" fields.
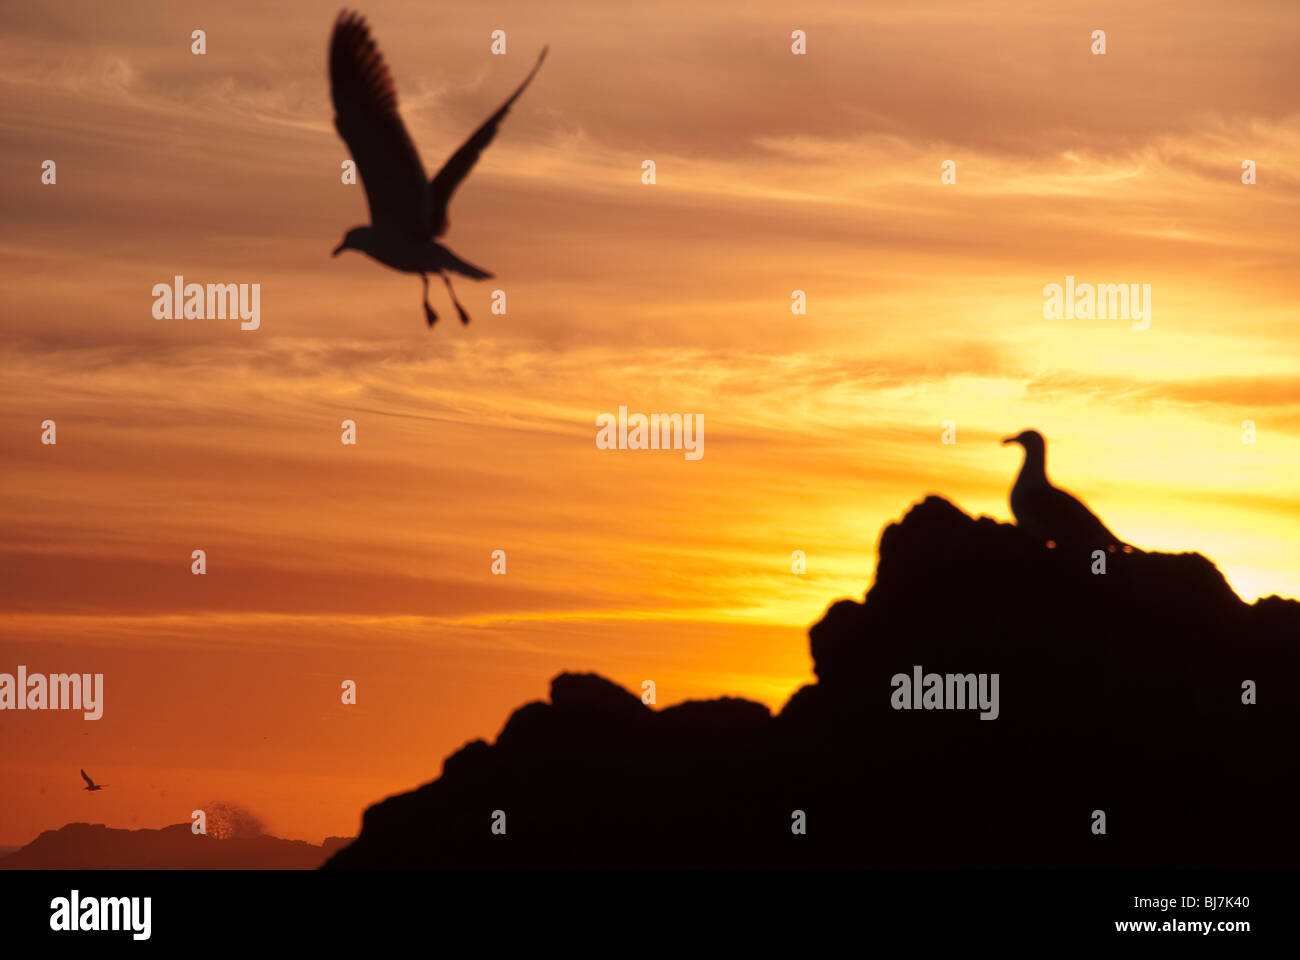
[
  {"xmin": 428, "ymin": 46, "xmax": 547, "ymax": 238},
  {"xmin": 330, "ymin": 11, "xmax": 429, "ymax": 238},
  {"xmin": 80, "ymin": 769, "xmax": 94, "ymax": 788}
]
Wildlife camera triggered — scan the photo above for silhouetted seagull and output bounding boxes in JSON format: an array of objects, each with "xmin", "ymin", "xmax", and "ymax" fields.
[
  {"xmin": 1001, "ymin": 430, "xmax": 1131, "ymax": 551},
  {"xmin": 329, "ymin": 10, "xmax": 547, "ymax": 326},
  {"xmin": 80, "ymin": 769, "xmax": 107, "ymax": 791}
]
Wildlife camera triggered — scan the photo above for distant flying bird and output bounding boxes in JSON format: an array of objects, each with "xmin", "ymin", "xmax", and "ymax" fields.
[
  {"xmin": 80, "ymin": 769, "xmax": 107, "ymax": 791},
  {"xmin": 1001, "ymin": 429, "xmax": 1131, "ymax": 552},
  {"xmin": 329, "ymin": 10, "xmax": 547, "ymax": 326}
]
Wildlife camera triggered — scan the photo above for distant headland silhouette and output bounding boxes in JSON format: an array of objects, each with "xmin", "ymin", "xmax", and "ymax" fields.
[
  {"xmin": 325, "ymin": 496, "xmax": 1299, "ymax": 868},
  {"xmin": 0, "ymin": 822, "xmax": 352, "ymax": 870}
]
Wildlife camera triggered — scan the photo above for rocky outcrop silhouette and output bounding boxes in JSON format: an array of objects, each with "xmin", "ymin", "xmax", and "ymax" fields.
[
  {"xmin": 0, "ymin": 822, "xmax": 352, "ymax": 869},
  {"xmin": 326, "ymin": 496, "xmax": 1300, "ymax": 868}
]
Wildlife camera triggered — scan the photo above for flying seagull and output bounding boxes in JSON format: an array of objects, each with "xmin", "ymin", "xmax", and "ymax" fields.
[
  {"xmin": 80, "ymin": 769, "xmax": 107, "ymax": 792},
  {"xmin": 1001, "ymin": 429, "xmax": 1131, "ymax": 552},
  {"xmin": 329, "ymin": 10, "xmax": 547, "ymax": 326}
]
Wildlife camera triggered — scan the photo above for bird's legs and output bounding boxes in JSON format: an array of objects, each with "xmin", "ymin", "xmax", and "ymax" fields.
[
  {"xmin": 421, "ymin": 273, "xmax": 438, "ymax": 327},
  {"xmin": 440, "ymin": 272, "xmax": 472, "ymax": 325}
]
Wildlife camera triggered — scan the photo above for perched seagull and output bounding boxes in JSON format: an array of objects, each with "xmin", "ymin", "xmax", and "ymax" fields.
[
  {"xmin": 1001, "ymin": 429, "xmax": 1131, "ymax": 552},
  {"xmin": 329, "ymin": 10, "xmax": 547, "ymax": 326},
  {"xmin": 80, "ymin": 769, "xmax": 107, "ymax": 792}
]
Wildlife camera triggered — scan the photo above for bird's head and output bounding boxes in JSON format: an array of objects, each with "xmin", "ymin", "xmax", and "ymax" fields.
[
  {"xmin": 1001, "ymin": 429, "xmax": 1045, "ymax": 453},
  {"xmin": 332, "ymin": 226, "xmax": 370, "ymax": 257}
]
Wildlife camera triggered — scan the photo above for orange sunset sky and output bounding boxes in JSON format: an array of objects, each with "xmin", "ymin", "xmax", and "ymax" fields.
[{"xmin": 1, "ymin": 0, "xmax": 1298, "ymax": 847}]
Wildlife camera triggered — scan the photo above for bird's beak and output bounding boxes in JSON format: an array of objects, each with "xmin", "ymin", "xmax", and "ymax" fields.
[
  {"xmin": 331, "ymin": 242, "xmax": 346, "ymax": 257},
  {"xmin": 1001, "ymin": 435, "xmax": 1018, "ymax": 445}
]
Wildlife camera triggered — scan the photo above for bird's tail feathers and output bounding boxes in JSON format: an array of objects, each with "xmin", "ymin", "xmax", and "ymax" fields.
[{"xmin": 444, "ymin": 251, "xmax": 493, "ymax": 280}]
